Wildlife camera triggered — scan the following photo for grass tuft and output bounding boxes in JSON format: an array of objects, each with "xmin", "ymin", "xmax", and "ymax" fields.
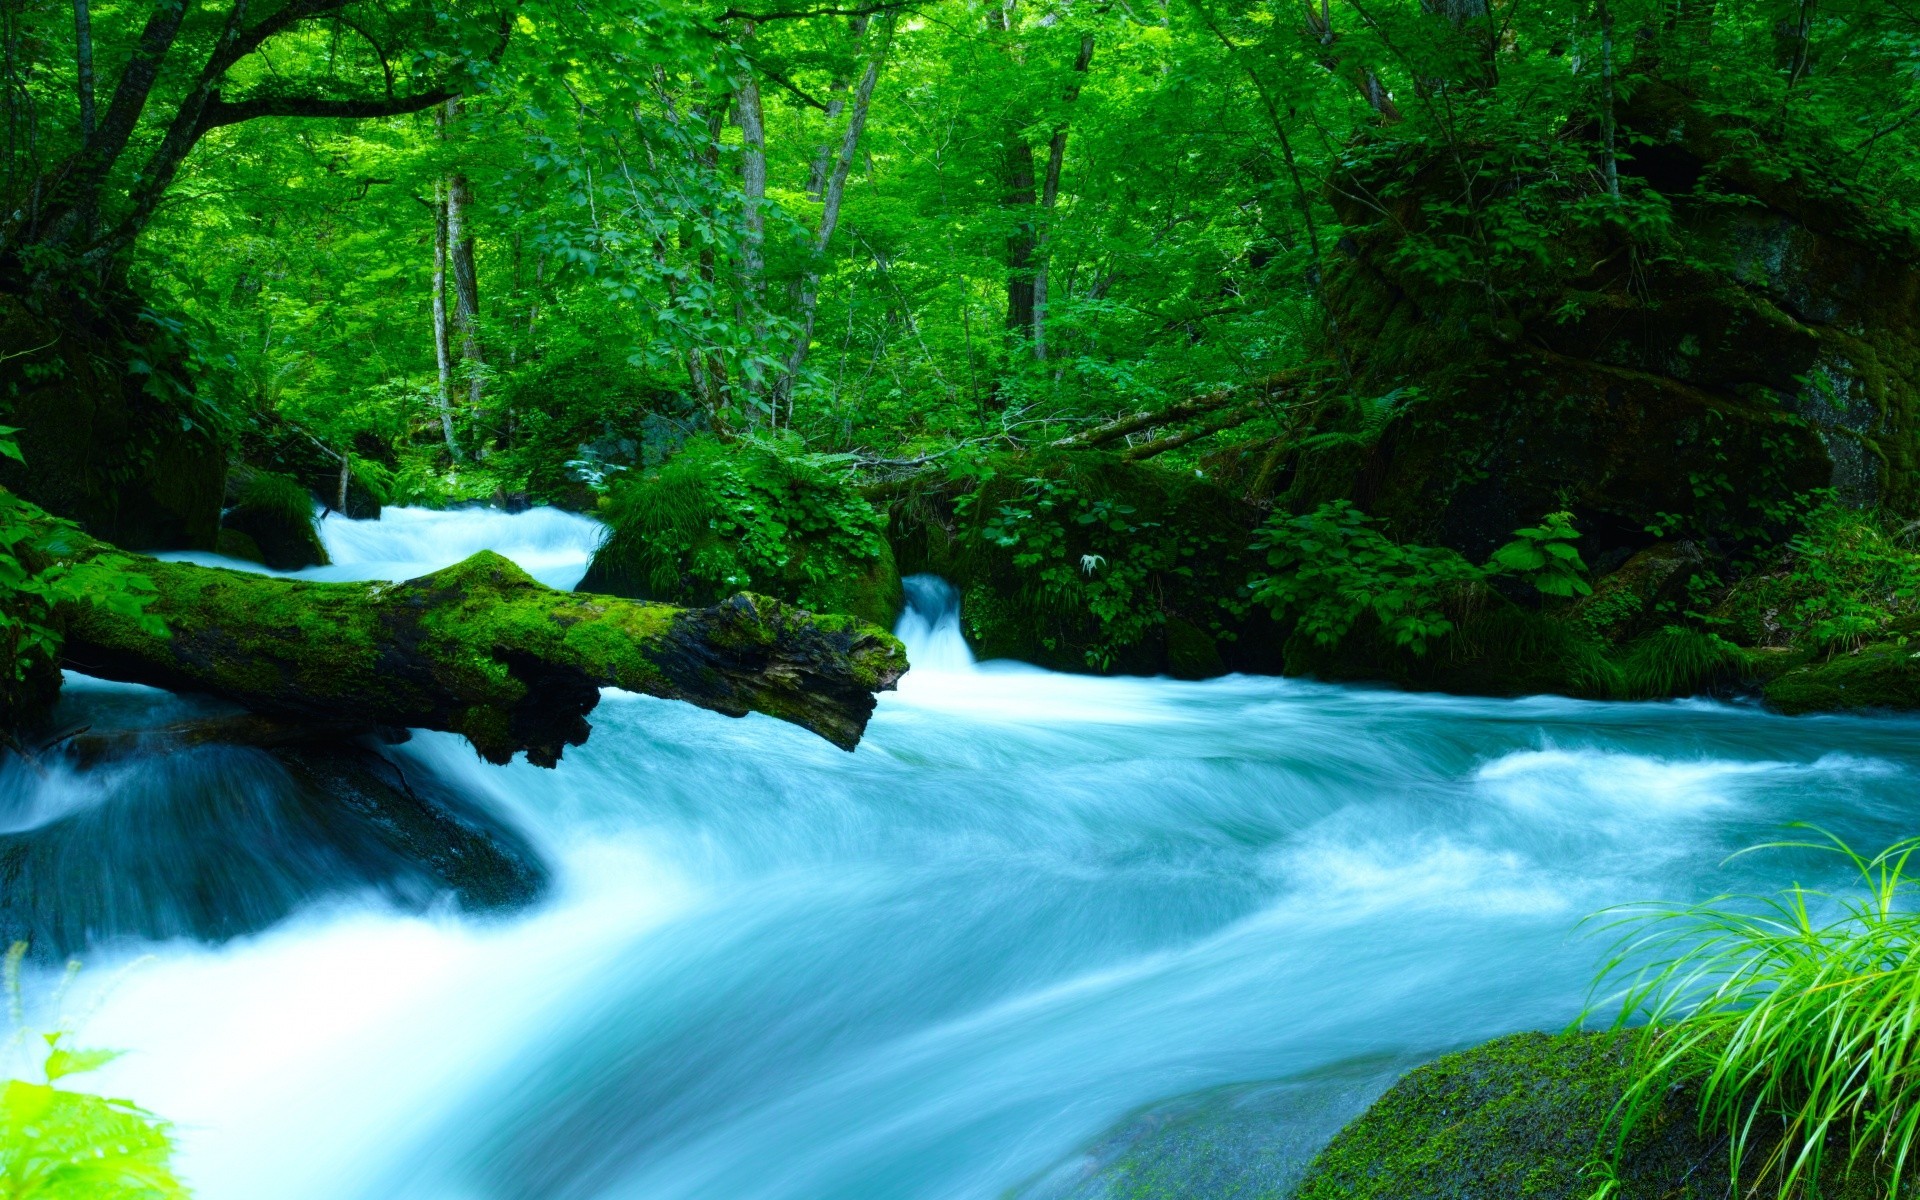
[
  {"xmin": 1590, "ymin": 828, "xmax": 1920, "ymax": 1198},
  {"xmin": 1618, "ymin": 625, "xmax": 1747, "ymax": 700}
]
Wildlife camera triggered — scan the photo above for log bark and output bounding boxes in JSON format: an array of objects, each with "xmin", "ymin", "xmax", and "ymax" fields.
[{"xmin": 34, "ymin": 525, "xmax": 904, "ymax": 765}]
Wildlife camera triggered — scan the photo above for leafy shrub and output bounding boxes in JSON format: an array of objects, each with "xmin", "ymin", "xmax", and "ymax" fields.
[
  {"xmin": 1717, "ymin": 501, "xmax": 1920, "ymax": 652},
  {"xmin": 581, "ymin": 438, "xmax": 898, "ymax": 625},
  {"xmin": 1250, "ymin": 500, "xmax": 1483, "ymax": 655},
  {"xmin": 2, "ymin": 944, "xmax": 191, "ymax": 1199},
  {"xmin": 1249, "ymin": 502, "xmax": 1594, "ymax": 656},
  {"xmin": 0, "ymin": 429, "xmax": 166, "ymax": 729},
  {"xmin": 1592, "ymin": 831, "xmax": 1920, "ymax": 1199},
  {"xmin": 1486, "ymin": 511, "xmax": 1593, "ymax": 598}
]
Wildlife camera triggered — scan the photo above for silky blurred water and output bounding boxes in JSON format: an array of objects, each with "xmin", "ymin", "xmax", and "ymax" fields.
[{"xmin": 16, "ymin": 508, "xmax": 1920, "ymax": 1199}]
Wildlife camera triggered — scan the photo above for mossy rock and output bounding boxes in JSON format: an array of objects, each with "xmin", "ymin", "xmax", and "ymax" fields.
[
  {"xmin": 221, "ymin": 470, "xmax": 329, "ymax": 570},
  {"xmin": 885, "ymin": 448, "xmax": 1263, "ymax": 675},
  {"xmin": 1297, "ymin": 1031, "xmax": 1883, "ymax": 1200},
  {"xmin": 0, "ymin": 290, "xmax": 224, "ymax": 550},
  {"xmin": 1570, "ymin": 541, "xmax": 1708, "ymax": 644},
  {"xmin": 1281, "ymin": 77, "xmax": 1920, "ymax": 568},
  {"xmin": 577, "ymin": 438, "xmax": 902, "ymax": 628},
  {"xmin": 1764, "ymin": 641, "xmax": 1920, "ymax": 714}
]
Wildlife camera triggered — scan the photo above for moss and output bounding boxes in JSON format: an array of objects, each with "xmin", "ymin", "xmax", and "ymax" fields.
[
  {"xmin": 1764, "ymin": 642, "xmax": 1920, "ymax": 715},
  {"xmin": 1297, "ymin": 1031, "xmax": 1883, "ymax": 1200},
  {"xmin": 578, "ymin": 438, "xmax": 902, "ymax": 628},
  {"xmin": 221, "ymin": 470, "xmax": 328, "ymax": 570}
]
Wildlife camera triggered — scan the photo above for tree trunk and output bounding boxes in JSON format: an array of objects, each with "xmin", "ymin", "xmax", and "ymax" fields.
[
  {"xmin": 735, "ymin": 32, "xmax": 770, "ymax": 414},
  {"xmin": 447, "ymin": 170, "xmax": 484, "ymax": 418},
  {"xmin": 72, "ymin": 0, "xmax": 94, "ymax": 146},
  {"xmin": 1598, "ymin": 0, "xmax": 1619, "ymax": 198},
  {"xmin": 431, "ymin": 179, "xmax": 462, "ymax": 460},
  {"xmin": 32, "ymin": 511, "xmax": 905, "ymax": 764},
  {"xmin": 1032, "ymin": 33, "xmax": 1094, "ymax": 363},
  {"xmin": 1002, "ymin": 132, "xmax": 1036, "ymax": 337},
  {"xmin": 781, "ymin": 13, "xmax": 895, "ymax": 402}
]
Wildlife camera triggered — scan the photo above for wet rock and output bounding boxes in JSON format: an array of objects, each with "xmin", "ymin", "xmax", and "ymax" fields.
[
  {"xmin": 0, "ymin": 736, "xmax": 547, "ymax": 957},
  {"xmin": 1570, "ymin": 540, "xmax": 1707, "ymax": 643}
]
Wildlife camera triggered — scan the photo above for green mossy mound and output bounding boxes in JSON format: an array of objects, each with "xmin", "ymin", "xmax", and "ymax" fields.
[
  {"xmin": 1763, "ymin": 642, "xmax": 1920, "ymax": 715},
  {"xmin": 1297, "ymin": 1031, "xmax": 1881, "ymax": 1200},
  {"xmin": 887, "ymin": 448, "xmax": 1266, "ymax": 675},
  {"xmin": 220, "ymin": 470, "xmax": 329, "ymax": 571},
  {"xmin": 0, "ymin": 291, "xmax": 224, "ymax": 550},
  {"xmin": 578, "ymin": 438, "xmax": 902, "ymax": 628}
]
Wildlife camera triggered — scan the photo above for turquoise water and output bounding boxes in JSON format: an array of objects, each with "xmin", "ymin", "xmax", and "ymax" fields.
[{"xmin": 11, "ymin": 507, "xmax": 1920, "ymax": 1199}]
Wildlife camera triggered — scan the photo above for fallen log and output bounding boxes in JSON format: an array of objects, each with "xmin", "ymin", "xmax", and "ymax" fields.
[{"xmin": 38, "ymin": 528, "xmax": 905, "ymax": 765}]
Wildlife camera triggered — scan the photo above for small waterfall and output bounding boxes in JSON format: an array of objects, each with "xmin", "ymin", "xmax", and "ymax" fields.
[
  {"xmin": 320, "ymin": 506, "xmax": 605, "ymax": 590},
  {"xmin": 894, "ymin": 575, "xmax": 977, "ymax": 674}
]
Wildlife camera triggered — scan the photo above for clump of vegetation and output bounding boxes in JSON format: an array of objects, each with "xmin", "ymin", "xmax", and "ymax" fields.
[
  {"xmin": 914, "ymin": 449, "xmax": 1253, "ymax": 672},
  {"xmin": 0, "ymin": 430, "xmax": 166, "ymax": 730},
  {"xmin": 579, "ymin": 438, "xmax": 899, "ymax": 626},
  {"xmin": 1249, "ymin": 502, "xmax": 1594, "ymax": 656},
  {"xmin": 1618, "ymin": 627, "xmax": 1749, "ymax": 701},
  {"xmin": 1718, "ymin": 501, "xmax": 1920, "ymax": 653},
  {"xmin": 2, "ymin": 944, "xmax": 191, "ymax": 1199},
  {"xmin": 1592, "ymin": 830, "xmax": 1920, "ymax": 1198}
]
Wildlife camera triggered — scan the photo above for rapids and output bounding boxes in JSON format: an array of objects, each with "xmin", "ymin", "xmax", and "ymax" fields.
[{"xmin": 8, "ymin": 505, "xmax": 1920, "ymax": 1199}]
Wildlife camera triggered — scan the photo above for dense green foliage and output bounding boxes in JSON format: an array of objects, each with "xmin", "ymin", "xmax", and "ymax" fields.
[
  {"xmin": 1593, "ymin": 832, "xmax": 1920, "ymax": 1198},
  {"xmin": 581, "ymin": 438, "xmax": 899, "ymax": 625}
]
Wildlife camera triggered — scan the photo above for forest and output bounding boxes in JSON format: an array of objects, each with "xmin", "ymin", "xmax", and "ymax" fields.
[{"xmin": 7, "ymin": 0, "xmax": 1920, "ymax": 1196}]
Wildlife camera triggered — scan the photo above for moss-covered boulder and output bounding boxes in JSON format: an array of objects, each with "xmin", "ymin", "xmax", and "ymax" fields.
[
  {"xmin": 0, "ymin": 290, "xmax": 224, "ymax": 550},
  {"xmin": 578, "ymin": 438, "xmax": 902, "ymax": 628},
  {"xmin": 1279, "ymin": 77, "xmax": 1920, "ymax": 568},
  {"xmin": 236, "ymin": 413, "xmax": 385, "ymax": 520},
  {"xmin": 1763, "ymin": 641, "xmax": 1920, "ymax": 715},
  {"xmin": 220, "ymin": 470, "xmax": 329, "ymax": 571},
  {"xmin": 886, "ymin": 448, "xmax": 1267, "ymax": 675},
  {"xmin": 1297, "ymin": 1031, "xmax": 1881, "ymax": 1200}
]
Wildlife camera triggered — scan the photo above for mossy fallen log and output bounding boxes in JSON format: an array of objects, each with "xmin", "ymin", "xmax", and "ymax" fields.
[{"xmin": 43, "ymin": 533, "xmax": 905, "ymax": 764}]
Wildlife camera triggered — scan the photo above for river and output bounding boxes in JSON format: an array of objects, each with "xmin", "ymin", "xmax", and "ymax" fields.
[{"xmin": 5, "ymin": 505, "xmax": 1917, "ymax": 1199}]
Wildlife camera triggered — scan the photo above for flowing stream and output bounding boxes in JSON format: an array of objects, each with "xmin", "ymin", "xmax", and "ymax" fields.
[{"xmin": 8, "ymin": 506, "xmax": 1920, "ymax": 1199}]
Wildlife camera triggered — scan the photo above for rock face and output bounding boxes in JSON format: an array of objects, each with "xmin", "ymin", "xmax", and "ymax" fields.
[
  {"xmin": 1284, "ymin": 77, "xmax": 1920, "ymax": 566},
  {"xmin": 0, "ymin": 291, "xmax": 225, "ymax": 550}
]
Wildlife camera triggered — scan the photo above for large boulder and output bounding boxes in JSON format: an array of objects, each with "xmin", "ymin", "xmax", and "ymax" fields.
[
  {"xmin": 1282, "ymin": 78, "xmax": 1920, "ymax": 568},
  {"xmin": 1294, "ymin": 1031, "xmax": 1881, "ymax": 1199}
]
